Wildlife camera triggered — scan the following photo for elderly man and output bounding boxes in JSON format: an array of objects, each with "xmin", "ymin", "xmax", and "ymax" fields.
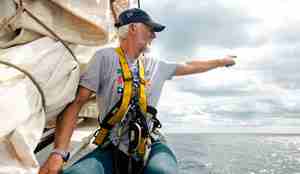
[{"xmin": 39, "ymin": 8, "xmax": 235, "ymax": 174}]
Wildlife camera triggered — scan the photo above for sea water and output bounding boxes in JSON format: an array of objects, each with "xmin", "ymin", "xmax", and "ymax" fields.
[{"xmin": 167, "ymin": 133, "xmax": 300, "ymax": 174}]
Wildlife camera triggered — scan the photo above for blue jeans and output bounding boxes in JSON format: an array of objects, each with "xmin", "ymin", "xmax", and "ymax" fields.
[{"xmin": 62, "ymin": 142, "xmax": 179, "ymax": 174}]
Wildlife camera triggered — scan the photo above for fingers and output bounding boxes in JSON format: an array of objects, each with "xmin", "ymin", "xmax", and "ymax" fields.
[
  {"xmin": 38, "ymin": 167, "xmax": 61, "ymax": 174},
  {"xmin": 222, "ymin": 55, "xmax": 236, "ymax": 67},
  {"xmin": 226, "ymin": 55, "xmax": 237, "ymax": 59},
  {"xmin": 225, "ymin": 63, "xmax": 235, "ymax": 67},
  {"xmin": 38, "ymin": 155, "xmax": 63, "ymax": 174},
  {"xmin": 38, "ymin": 167, "xmax": 47, "ymax": 174},
  {"xmin": 48, "ymin": 169, "xmax": 60, "ymax": 174}
]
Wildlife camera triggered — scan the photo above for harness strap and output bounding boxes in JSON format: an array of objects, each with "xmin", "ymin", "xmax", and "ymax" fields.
[
  {"xmin": 108, "ymin": 47, "xmax": 133, "ymax": 124},
  {"xmin": 138, "ymin": 59, "xmax": 147, "ymax": 113},
  {"xmin": 93, "ymin": 47, "xmax": 147, "ymax": 145}
]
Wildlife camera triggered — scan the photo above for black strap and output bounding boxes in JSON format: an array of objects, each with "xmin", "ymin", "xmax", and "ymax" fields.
[
  {"xmin": 110, "ymin": 145, "xmax": 144, "ymax": 174},
  {"xmin": 147, "ymin": 106, "xmax": 161, "ymax": 129},
  {"xmin": 147, "ymin": 106, "xmax": 157, "ymax": 116},
  {"xmin": 113, "ymin": 147, "xmax": 121, "ymax": 174},
  {"xmin": 99, "ymin": 99, "xmax": 122, "ymax": 127}
]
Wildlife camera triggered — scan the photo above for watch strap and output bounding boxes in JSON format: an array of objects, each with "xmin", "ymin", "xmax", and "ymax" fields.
[{"xmin": 51, "ymin": 148, "xmax": 70, "ymax": 162}]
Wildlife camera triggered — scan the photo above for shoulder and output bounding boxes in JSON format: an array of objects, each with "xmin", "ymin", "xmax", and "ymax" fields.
[
  {"xmin": 142, "ymin": 54, "xmax": 159, "ymax": 66},
  {"xmin": 94, "ymin": 47, "xmax": 116, "ymax": 59},
  {"xmin": 142, "ymin": 54, "xmax": 177, "ymax": 68},
  {"xmin": 91, "ymin": 47, "xmax": 118, "ymax": 65}
]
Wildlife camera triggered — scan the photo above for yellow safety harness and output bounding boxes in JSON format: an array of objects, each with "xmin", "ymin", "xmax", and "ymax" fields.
[{"xmin": 93, "ymin": 47, "xmax": 149, "ymax": 156}]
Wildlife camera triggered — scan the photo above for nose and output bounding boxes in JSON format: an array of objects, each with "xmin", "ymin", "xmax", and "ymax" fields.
[{"xmin": 151, "ymin": 31, "xmax": 156, "ymax": 39}]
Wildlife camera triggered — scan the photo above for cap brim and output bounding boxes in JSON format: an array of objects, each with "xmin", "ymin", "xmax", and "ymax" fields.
[{"xmin": 144, "ymin": 21, "xmax": 166, "ymax": 32}]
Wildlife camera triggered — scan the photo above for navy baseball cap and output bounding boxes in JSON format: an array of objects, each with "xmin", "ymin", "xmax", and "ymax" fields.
[{"xmin": 115, "ymin": 8, "xmax": 166, "ymax": 32}]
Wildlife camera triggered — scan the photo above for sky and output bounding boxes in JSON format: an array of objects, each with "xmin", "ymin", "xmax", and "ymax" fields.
[{"xmin": 140, "ymin": 0, "xmax": 300, "ymax": 133}]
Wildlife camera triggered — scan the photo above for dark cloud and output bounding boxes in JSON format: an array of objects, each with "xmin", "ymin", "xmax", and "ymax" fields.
[
  {"xmin": 259, "ymin": 20, "xmax": 300, "ymax": 89},
  {"xmin": 170, "ymin": 76, "xmax": 252, "ymax": 97},
  {"xmin": 142, "ymin": 0, "xmax": 300, "ymax": 130},
  {"xmin": 254, "ymin": 43, "xmax": 300, "ymax": 89},
  {"xmin": 144, "ymin": 0, "xmax": 261, "ymax": 59}
]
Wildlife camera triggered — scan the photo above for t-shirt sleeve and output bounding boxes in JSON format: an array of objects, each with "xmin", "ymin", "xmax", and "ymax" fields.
[
  {"xmin": 154, "ymin": 59, "xmax": 179, "ymax": 80},
  {"xmin": 79, "ymin": 51, "xmax": 104, "ymax": 92}
]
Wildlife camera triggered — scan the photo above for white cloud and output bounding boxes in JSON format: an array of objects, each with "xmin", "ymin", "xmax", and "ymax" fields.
[{"xmin": 143, "ymin": 0, "xmax": 300, "ymax": 133}]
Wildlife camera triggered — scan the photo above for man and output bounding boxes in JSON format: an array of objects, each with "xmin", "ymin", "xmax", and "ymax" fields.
[{"xmin": 39, "ymin": 8, "xmax": 235, "ymax": 174}]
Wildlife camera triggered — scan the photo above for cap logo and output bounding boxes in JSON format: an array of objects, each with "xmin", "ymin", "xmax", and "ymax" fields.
[{"xmin": 126, "ymin": 12, "xmax": 134, "ymax": 18}]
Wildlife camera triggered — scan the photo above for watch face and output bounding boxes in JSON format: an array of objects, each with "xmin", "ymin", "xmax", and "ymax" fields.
[{"xmin": 52, "ymin": 149, "xmax": 70, "ymax": 162}]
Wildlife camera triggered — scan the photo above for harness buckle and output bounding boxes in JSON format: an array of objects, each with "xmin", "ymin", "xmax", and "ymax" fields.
[
  {"xmin": 128, "ymin": 122, "xmax": 142, "ymax": 154},
  {"xmin": 123, "ymin": 76, "xmax": 133, "ymax": 81}
]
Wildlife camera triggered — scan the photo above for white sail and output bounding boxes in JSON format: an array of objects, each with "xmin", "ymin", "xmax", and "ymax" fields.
[{"xmin": 0, "ymin": 0, "xmax": 136, "ymax": 173}]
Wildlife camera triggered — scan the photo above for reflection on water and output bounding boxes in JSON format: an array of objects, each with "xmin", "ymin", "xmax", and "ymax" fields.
[{"xmin": 167, "ymin": 133, "xmax": 300, "ymax": 174}]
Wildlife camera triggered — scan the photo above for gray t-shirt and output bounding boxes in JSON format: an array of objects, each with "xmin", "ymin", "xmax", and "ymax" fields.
[{"xmin": 80, "ymin": 47, "xmax": 178, "ymax": 154}]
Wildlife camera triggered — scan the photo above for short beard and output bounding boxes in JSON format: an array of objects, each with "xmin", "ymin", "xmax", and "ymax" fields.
[{"xmin": 142, "ymin": 43, "xmax": 151, "ymax": 54}]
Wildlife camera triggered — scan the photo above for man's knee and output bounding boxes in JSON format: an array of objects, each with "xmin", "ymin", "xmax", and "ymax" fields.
[
  {"xmin": 144, "ymin": 143, "xmax": 179, "ymax": 174},
  {"xmin": 62, "ymin": 158, "xmax": 105, "ymax": 174},
  {"xmin": 144, "ymin": 164, "xmax": 179, "ymax": 174}
]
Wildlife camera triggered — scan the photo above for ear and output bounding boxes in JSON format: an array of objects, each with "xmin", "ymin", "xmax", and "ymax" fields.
[{"xmin": 129, "ymin": 23, "xmax": 136, "ymax": 33}]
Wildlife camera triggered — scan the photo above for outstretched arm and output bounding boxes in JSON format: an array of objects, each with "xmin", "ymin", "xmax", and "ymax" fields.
[{"xmin": 175, "ymin": 55, "xmax": 236, "ymax": 76}]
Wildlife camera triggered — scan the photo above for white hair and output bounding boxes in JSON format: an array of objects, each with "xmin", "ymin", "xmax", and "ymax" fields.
[{"xmin": 117, "ymin": 24, "xmax": 129, "ymax": 40}]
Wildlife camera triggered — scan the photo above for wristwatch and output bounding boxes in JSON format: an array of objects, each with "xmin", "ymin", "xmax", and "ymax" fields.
[{"xmin": 51, "ymin": 148, "xmax": 70, "ymax": 162}]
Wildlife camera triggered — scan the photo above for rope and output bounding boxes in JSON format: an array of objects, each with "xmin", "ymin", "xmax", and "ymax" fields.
[
  {"xmin": 0, "ymin": 1, "xmax": 23, "ymax": 33},
  {"xmin": 1, "ymin": 0, "xmax": 79, "ymax": 63},
  {"xmin": 19, "ymin": 0, "xmax": 81, "ymax": 112},
  {"xmin": 110, "ymin": 0, "xmax": 118, "ymax": 24},
  {"xmin": 0, "ymin": 0, "xmax": 84, "ymax": 111},
  {"xmin": 1, "ymin": 0, "xmax": 81, "ymax": 113},
  {"xmin": 1, "ymin": 0, "xmax": 82, "ymax": 63},
  {"xmin": 22, "ymin": 7, "xmax": 79, "ymax": 63},
  {"xmin": 0, "ymin": 60, "xmax": 46, "ymax": 110}
]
